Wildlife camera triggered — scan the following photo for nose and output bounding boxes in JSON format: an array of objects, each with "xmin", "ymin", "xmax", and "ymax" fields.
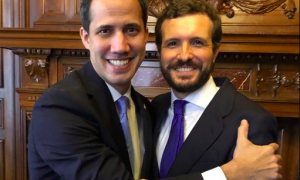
[
  {"xmin": 110, "ymin": 31, "xmax": 130, "ymax": 54},
  {"xmin": 177, "ymin": 42, "xmax": 193, "ymax": 61}
]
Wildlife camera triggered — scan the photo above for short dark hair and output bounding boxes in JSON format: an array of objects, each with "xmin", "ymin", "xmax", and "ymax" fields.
[
  {"xmin": 80, "ymin": 0, "xmax": 148, "ymax": 33},
  {"xmin": 155, "ymin": 0, "xmax": 222, "ymax": 53}
]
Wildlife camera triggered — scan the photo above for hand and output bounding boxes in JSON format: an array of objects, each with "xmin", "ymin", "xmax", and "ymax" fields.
[{"xmin": 221, "ymin": 119, "xmax": 282, "ymax": 180}]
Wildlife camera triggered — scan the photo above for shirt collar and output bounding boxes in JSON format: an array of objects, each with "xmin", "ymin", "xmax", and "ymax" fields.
[
  {"xmin": 106, "ymin": 83, "xmax": 132, "ymax": 103},
  {"xmin": 171, "ymin": 76, "xmax": 219, "ymax": 109}
]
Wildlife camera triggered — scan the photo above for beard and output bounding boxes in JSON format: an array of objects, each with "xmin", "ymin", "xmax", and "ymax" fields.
[{"xmin": 161, "ymin": 59, "xmax": 214, "ymax": 93}]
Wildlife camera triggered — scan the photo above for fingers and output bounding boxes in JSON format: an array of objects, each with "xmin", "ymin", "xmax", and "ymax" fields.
[
  {"xmin": 276, "ymin": 154, "xmax": 282, "ymax": 163},
  {"xmin": 268, "ymin": 143, "xmax": 280, "ymax": 152},
  {"xmin": 237, "ymin": 119, "xmax": 249, "ymax": 144}
]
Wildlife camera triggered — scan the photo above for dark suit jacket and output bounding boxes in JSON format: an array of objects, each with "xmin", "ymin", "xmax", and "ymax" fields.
[
  {"xmin": 27, "ymin": 61, "xmax": 153, "ymax": 180},
  {"xmin": 151, "ymin": 77, "xmax": 277, "ymax": 180}
]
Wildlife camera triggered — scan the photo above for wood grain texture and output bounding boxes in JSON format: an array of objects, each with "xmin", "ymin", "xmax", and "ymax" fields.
[
  {"xmin": 0, "ymin": 140, "xmax": 4, "ymax": 180},
  {"xmin": 0, "ymin": 0, "xmax": 299, "ymax": 179}
]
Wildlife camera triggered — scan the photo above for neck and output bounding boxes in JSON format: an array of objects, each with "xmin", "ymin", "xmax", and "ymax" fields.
[
  {"xmin": 110, "ymin": 83, "xmax": 131, "ymax": 95},
  {"xmin": 172, "ymin": 90, "xmax": 192, "ymax": 99}
]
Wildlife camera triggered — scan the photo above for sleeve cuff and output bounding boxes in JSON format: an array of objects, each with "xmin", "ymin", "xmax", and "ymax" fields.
[{"xmin": 201, "ymin": 167, "xmax": 227, "ymax": 180}]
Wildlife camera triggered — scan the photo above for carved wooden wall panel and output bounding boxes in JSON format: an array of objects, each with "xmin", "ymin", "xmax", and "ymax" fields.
[
  {"xmin": 13, "ymin": 49, "xmax": 51, "ymax": 89},
  {"xmin": 221, "ymin": 0, "xmax": 299, "ymax": 25},
  {"xmin": 0, "ymin": 49, "xmax": 2, "ymax": 88},
  {"xmin": 0, "ymin": 140, "xmax": 4, "ymax": 180},
  {"xmin": 68, "ymin": 0, "xmax": 82, "ymax": 24},
  {"xmin": 0, "ymin": 99, "xmax": 4, "ymax": 180},
  {"xmin": 0, "ymin": 0, "xmax": 298, "ymax": 179},
  {"xmin": 0, "ymin": 0, "xmax": 2, "ymax": 88},
  {"xmin": 30, "ymin": 0, "xmax": 299, "ymax": 33},
  {"xmin": 14, "ymin": 49, "xmax": 299, "ymax": 180},
  {"xmin": 277, "ymin": 118, "xmax": 299, "ymax": 180},
  {"xmin": 0, "ymin": 99, "xmax": 3, "ymax": 129},
  {"xmin": 34, "ymin": 0, "xmax": 80, "ymax": 28}
]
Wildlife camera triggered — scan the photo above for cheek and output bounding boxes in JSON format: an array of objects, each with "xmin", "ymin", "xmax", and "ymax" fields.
[
  {"xmin": 195, "ymin": 51, "xmax": 214, "ymax": 65},
  {"xmin": 90, "ymin": 37, "xmax": 110, "ymax": 54},
  {"xmin": 161, "ymin": 51, "xmax": 176, "ymax": 66},
  {"xmin": 130, "ymin": 39, "xmax": 147, "ymax": 52}
]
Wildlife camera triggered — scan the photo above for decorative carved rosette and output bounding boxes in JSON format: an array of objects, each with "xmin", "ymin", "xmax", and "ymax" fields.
[{"xmin": 24, "ymin": 58, "xmax": 49, "ymax": 83}]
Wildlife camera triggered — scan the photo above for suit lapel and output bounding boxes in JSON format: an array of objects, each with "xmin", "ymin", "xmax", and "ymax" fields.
[
  {"xmin": 167, "ymin": 78, "xmax": 235, "ymax": 177},
  {"xmin": 168, "ymin": 99, "xmax": 223, "ymax": 176},
  {"xmin": 131, "ymin": 88, "xmax": 153, "ymax": 177},
  {"xmin": 77, "ymin": 61, "xmax": 132, "ymax": 174},
  {"xmin": 153, "ymin": 94, "xmax": 171, "ymax": 150},
  {"xmin": 152, "ymin": 93, "xmax": 171, "ymax": 178}
]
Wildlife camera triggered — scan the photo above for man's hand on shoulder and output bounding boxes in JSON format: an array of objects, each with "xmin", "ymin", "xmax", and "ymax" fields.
[{"xmin": 221, "ymin": 120, "xmax": 282, "ymax": 180}]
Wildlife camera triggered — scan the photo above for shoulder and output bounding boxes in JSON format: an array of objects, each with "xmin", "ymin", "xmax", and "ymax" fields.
[
  {"xmin": 34, "ymin": 71, "xmax": 90, "ymax": 111},
  {"xmin": 151, "ymin": 92, "xmax": 171, "ymax": 105},
  {"xmin": 150, "ymin": 92, "xmax": 171, "ymax": 114}
]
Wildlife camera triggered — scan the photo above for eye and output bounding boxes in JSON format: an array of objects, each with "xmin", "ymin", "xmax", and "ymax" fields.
[
  {"xmin": 127, "ymin": 28, "xmax": 136, "ymax": 32},
  {"xmin": 97, "ymin": 29, "xmax": 112, "ymax": 37},
  {"xmin": 125, "ymin": 27, "xmax": 140, "ymax": 36},
  {"xmin": 166, "ymin": 41, "xmax": 178, "ymax": 47},
  {"xmin": 191, "ymin": 39, "xmax": 204, "ymax": 46}
]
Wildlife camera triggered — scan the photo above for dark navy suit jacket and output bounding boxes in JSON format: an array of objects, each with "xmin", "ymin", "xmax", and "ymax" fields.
[
  {"xmin": 151, "ymin": 77, "xmax": 278, "ymax": 180},
  {"xmin": 28, "ymin": 61, "xmax": 153, "ymax": 180}
]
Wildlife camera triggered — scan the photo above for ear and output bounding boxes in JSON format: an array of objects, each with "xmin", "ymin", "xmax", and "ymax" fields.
[
  {"xmin": 80, "ymin": 27, "xmax": 90, "ymax": 49},
  {"xmin": 212, "ymin": 47, "xmax": 220, "ymax": 63},
  {"xmin": 144, "ymin": 27, "xmax": 149, "ymax": 43}
]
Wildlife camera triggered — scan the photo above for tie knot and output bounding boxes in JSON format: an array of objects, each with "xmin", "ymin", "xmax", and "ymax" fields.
[
  {"xmin": 173, "ymin": 100, "xmax": 188, "ymax": 115},
  {"xmin": 117, "ymin": 96, "xmax": 129, "ymax": 114}
]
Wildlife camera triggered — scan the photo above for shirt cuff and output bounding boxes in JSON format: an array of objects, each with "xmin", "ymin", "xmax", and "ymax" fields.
[{"xmin": 201, "ymin": 167, "xmax": 227, "ymax": 180}]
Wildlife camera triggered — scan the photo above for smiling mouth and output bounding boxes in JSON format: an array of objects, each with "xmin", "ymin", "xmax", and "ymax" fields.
[
  {"xmin": 108, "ymin": 59, "xmax": 130, "ymax": 66},
  {"xmin": 175, "ymin": 67, "xmax": 194, "ymax": 72}
]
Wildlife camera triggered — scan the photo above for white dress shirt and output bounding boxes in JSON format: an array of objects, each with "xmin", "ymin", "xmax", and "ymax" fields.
[
  {"xmin": 156, "ymin": 76, "xmax": 227, "ymax": 180},
  {"xmin": 106, "ymin": 83, "xmax": 144, "ymax": 180}
]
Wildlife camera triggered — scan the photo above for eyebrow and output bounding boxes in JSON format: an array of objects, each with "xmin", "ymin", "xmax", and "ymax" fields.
[
  {"xmin": 94, "ymin": 25, "xmax": 113, "ymax": 32},
  {"xmin": 163, "ymin": 36, "xmax": 209, "ymax": 43},
  {"xmin": 93, "ymin": 23, "xmax": 142, "ymax": 34},
  {"xmin": 125, "ymin": 23, "xmax": 142, "ymax": 29},
  {"xmin": 163, "ymin": 38, "xmax": 178, "ymax": 43},
  {"xmin": 190, "ymin": 37, "xmax": 208, "ymax": 43}
]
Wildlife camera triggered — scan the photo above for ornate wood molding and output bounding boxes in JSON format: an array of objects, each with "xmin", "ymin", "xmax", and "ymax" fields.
[
  {"xmin": 281, "ymin": 0, "xmax": 298, "ymax": 19},
  {"xmin": 26, "ymin": 112, "xmax": 32, "ymax": 121},
  {"xmin": 12, "ymin": 48, "xmax": 51, "ymax": 88},
  {"xmin": 24, "ymin": 58, "xmax": 48, "ymax": 83},
  {"xmin": 0, "ymin": 99, "xmax": 3, "ymax": 129},
  {"xmin": 0, "ymin": 29, "xmax": 299, "ymax": 54},
  {"xmin": 256, "ymin": 64, "xmax": 299, "ymax": 97},
  {"xmin": 148, "ymin": 0, "xmax": 298, "ymax": 19}
]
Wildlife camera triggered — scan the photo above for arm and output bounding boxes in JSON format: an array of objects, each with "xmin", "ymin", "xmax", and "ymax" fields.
[
  {"xmin": 28, "ymin": 89, "xmax": 133, "ymax": 180},
  {"xmin": 221, "ymin": 120, "xmax": 282, "ymax": 180},
  {"xmin": 142, "ymin": 119, "xmax": 281, "ymax": 180}
]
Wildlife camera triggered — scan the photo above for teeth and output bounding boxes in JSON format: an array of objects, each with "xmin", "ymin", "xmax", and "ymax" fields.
[
  {"xmin": 109, "ymin": 59, "xmax": 129, "ymax": 66},
  {"xmin": 176, "ymin": 67, "xmax": 193, "ymax": 72}
]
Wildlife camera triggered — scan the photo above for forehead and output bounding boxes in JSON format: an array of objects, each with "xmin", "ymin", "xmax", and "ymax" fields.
[
  {"xmin": 161, "ymin": 14, "xmax": 213, "ymax": 41},
  {"xmin": 89, "ymin": 0, "xmax": 143, "ymax": 24}
]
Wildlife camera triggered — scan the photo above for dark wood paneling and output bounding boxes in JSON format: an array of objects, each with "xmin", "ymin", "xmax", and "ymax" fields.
[
  {"xmin": 0, "ymin": 0, "xmax": 2, "ymax": 27},
  {"xmin": 0, "ymin": 140, "xmax": 4, "ymax": 180},
  {"xmin": 0, "ymin": 49, "xmax": 3, "ymax": 88},
  {"xmin": 0, "ymin": 99, "xmax": 3, "ymax": 180},
  {"xmin": 277, "ymin": 118, "xmax": 299, "ymax": 180},
  {"xmin": 0, "ymin": 99, "xmax": 3, "ymax": 129},
  {"xmin": 0, "ymin": 0, "xmax": 3, "ymax": 88},
  {"xmin": 0, "ymin": 0, "xmax": 298, "ymax": 180},
  {"xmin": 34, "ymin": 0, "xmax": 78, "ymax": 28}
]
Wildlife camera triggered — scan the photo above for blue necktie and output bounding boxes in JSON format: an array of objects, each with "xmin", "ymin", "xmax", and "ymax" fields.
[
  {"xmin": 160, "ymin": 100, "xmax": 188, "ymax": 178},
  {"xmin": 117, "ymin": 96, "xmax": 134, "ymax": 171}
]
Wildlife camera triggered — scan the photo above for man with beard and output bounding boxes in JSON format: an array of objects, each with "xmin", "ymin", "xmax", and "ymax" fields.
[{"xmin": 151, "ymin": 0, "xmax": 281, "ymax": 179}]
